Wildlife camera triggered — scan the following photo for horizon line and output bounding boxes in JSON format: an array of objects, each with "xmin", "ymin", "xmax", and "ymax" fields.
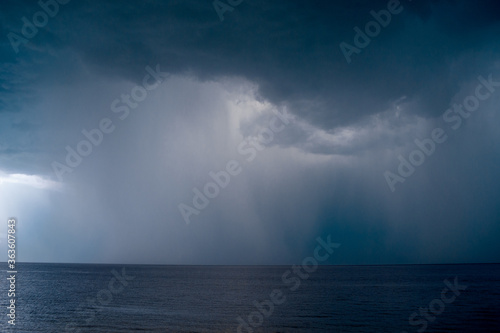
[{"xmin": 2, "ymin": 261, "xmax": 500, "ymax": 267}]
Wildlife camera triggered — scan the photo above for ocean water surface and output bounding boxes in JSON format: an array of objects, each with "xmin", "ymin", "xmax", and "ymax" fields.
[{"xmin": 1, "ymin": 263, "xmax": 499, "ymax": 332}]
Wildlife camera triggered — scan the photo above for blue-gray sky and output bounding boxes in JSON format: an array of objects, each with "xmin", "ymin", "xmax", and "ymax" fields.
[{"xmin": 1, "ymin": 0, "xmax": 499, "ymax": 264}]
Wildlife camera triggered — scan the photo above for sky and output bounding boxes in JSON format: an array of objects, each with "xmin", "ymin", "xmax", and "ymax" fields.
[{"xmin": 0, "ymin": 0, "xmax": 499, "ymax": 265}]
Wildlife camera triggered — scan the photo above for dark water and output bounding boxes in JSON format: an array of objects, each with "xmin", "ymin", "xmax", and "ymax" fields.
[{"xmin": 1, "ymin": 263, "xmax": 499, "ymax": 332}]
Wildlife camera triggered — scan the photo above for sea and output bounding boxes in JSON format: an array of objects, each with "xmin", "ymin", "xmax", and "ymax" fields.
[{"xmin": 0, "ymin": 263, "xmax": 499, "ymax": 332}]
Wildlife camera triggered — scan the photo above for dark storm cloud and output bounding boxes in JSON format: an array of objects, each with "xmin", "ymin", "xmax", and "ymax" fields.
[
  {"xmin": 2, "ymin": 0, "xmax": 500, "ymax": 126},
  {"xmin": 0, "ymin": 0, "xmax": 499, "ymax": 265}
]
